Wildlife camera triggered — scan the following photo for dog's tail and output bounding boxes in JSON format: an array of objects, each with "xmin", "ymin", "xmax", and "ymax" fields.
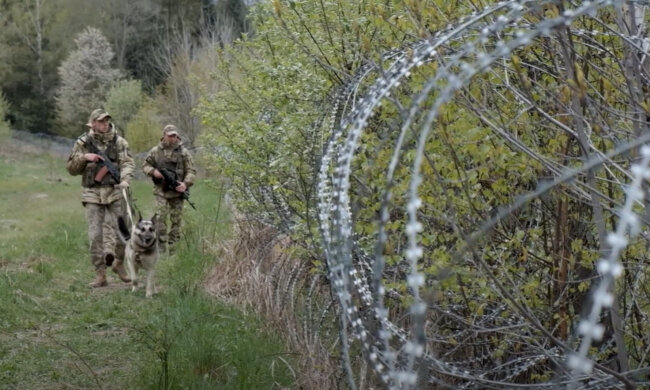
[{"xmin": 117, "ymin": 216, "xmax": 131, "ymax": 242}]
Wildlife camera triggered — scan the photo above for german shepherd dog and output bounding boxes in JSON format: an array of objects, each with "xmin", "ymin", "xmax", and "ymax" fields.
[{"xmin": 117, "ymin": 214, "xmax": 159, "ymax": 298}]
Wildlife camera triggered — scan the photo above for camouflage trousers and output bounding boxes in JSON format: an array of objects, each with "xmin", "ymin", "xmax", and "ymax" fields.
[
  {"xmin": 84, "ymin": 200, "xmax": 125, "ymax": 270},
  {"xmin": 154, "ymin": 196, "xmax": 184, "ymax": 250}
]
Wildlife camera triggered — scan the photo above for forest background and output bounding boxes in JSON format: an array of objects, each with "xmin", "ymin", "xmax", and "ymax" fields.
[{"xmin": 0, "ymin": 0, "xmax": 251, "ymax": 145}]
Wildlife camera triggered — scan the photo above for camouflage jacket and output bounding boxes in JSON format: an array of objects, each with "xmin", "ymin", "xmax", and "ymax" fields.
[
  {"xmin": 66, "ymin": 125, "xmax": 135, "ymax": 205},
  {"xmin": 142, "ymin": 141, "xmax": 196, "ymax": 199}
]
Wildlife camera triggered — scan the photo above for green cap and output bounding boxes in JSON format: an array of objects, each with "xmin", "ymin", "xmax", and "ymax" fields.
[
  {"xmin": 86, "ymin": 109, "xmax": 111, "ymax": 127},
  {"xmin": 162, "ymin": 124, "xmax": 179, "ymax": 136},
  {"xmin": 161, "ymin": 124, "xmax": 181, "ymax": 140}
]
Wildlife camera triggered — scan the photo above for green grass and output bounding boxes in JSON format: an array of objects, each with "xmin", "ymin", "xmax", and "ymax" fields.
[{"xmin": 0, "ymin": 147, "xmax": 293, "ymax": 389}]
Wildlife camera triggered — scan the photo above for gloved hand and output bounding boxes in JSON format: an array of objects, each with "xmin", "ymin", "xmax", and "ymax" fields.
[{"xmin": 116, "ymin": 180, "xmax": 130, "ymax": 190}]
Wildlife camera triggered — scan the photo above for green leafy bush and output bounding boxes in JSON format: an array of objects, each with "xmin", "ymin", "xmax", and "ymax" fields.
[
  {"xmin": 197, "ymin": 1, "xmax": 650, "ymax": 385},
  {"xmin": 125, "ymin": 98, "xmax": 162, "ymax": 153},
  {"xmin": 105, "ymin": 79, "xmax": 145, "ymax": 136}
]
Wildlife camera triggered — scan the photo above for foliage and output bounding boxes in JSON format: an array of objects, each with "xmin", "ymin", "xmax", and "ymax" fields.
[
  {"xmin": 104, "ymin": 79, "xmax": 145, "ymax": 135},
  {"xmin": 150, "ymin": 33, "xmax": 206, "ymax": 146},
  {"xmin": 0, "ymin": 91, "xmax": 10, "ymax": 139},
  {"xmin": 124, "ymin": 97, "xmax": 163, "ymax": 153},
  {"xmin": 197, "ymin": 0, "xmax": 470, "ymax": 252},
  {"xmin": 149, "ymin": 0, "xmax": 253, "ymax": 147},
  {"xmin": 198, "ymin": 0, "xmax": 357, "ymax": 249},
  {"xmin": 198, "ymin": 1, "xmax": 650, "ymax": 388},
  {"xmin": 55, "ymin": 27, "xmax": 124, "ymax": 137},
  {"xmin": 0, "ymin": 0, "xmax": 255, "ymax": 133},
  {"xmin": 0, "ymin": 0, "xmax": 57, "ymax": 132}
]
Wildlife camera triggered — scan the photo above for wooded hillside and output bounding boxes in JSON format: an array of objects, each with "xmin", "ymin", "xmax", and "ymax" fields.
[{"xmin": 0, "ymin": 0, "xmax": 251, "ymax": 140}]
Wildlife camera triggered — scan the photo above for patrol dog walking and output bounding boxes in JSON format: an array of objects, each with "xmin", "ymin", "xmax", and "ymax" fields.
[{"xmin": 117, "ymin": 213, "xmax": 160, "ymax": 298}]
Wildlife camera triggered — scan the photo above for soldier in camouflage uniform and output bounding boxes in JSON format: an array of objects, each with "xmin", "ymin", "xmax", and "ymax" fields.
[
  {"xmin": 142, "ymin": 124, "xmax": 196, "ymax": 254},
  {"xmin": 66, "ymin": 109, "xmax": 135, "ymax": 287}
]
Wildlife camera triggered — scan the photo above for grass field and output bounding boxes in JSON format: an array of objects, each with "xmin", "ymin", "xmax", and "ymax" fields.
[{"xmin": 0, "ymin": 143, "xmax": 294, "ymax": 389}]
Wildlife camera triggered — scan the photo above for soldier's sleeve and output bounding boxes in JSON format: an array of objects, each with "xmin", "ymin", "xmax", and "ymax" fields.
[
  {"xmin": 142, "ymin": 147, "xmax": 157, "ymax": 177},
  {"xmin": 182, "ymin": 149, "xmax": 197, "ymax": 186},
  {"xmin": 65, "ymin": 140, "xmax": 87, "ymax": 176},
  {"xmin": 117, "ymin": 138, "xmax": 135, "ymax": 182}
]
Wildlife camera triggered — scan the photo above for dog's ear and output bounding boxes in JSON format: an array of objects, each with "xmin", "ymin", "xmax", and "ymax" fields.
[
  {"xmin": 137, "ymin": 211, "xmax": 142, "ymax": 222},
  {"xmin": 151, "ymin": 213, "xmax": 158, "ymax": 227}
]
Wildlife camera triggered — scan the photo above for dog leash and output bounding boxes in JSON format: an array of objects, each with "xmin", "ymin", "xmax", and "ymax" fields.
[{"xmin": 122, "ymin": 188, "xmax": 136, "ymax": 227}]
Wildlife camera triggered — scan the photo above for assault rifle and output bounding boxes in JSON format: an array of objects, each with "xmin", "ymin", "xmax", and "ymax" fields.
[
  {"xmin": 153, "ymin": 165, "xmax": 197, "ymax": 210},
  {"xmin": 84, "ymin": 139, "xmax": 121, "ymax": 183}
]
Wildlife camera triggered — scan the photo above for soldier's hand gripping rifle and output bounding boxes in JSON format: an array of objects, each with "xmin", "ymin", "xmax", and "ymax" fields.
[
  {"xmin": 84, "ymin": 140, "xmax": 121, "ymax": 183},
  {"xmin": 153, "ymin": 165, "xmax": 197, "ymax": 210}
]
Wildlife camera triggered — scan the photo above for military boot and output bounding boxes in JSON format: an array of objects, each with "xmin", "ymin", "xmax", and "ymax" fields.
[
  {"xmin": 90, "ymin": 268, "xmax": 107, "ymax": 288},
  {"xmin": 112, "ymin": 259, "xmax": 131, "ymax": 283}
]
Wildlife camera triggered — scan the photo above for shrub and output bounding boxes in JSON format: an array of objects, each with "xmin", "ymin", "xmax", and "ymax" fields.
[
  {"xmin": 125, "ymin": 98, "xmax": 161, "ymax": 153},
  {"xmin": 105, "ymin": 79, "xmax": 145, "ymax": 136}
]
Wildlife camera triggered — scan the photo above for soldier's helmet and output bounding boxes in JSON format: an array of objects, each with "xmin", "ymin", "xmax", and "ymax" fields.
[{"xmin": 86, "ymin": 109, "xmax": 111, "ymax": 127}]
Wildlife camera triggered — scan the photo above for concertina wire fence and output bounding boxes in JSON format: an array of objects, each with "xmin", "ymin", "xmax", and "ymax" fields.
[{"xmin": 233, "ymin": 1, "xmax": 650, "ymax": 389}]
